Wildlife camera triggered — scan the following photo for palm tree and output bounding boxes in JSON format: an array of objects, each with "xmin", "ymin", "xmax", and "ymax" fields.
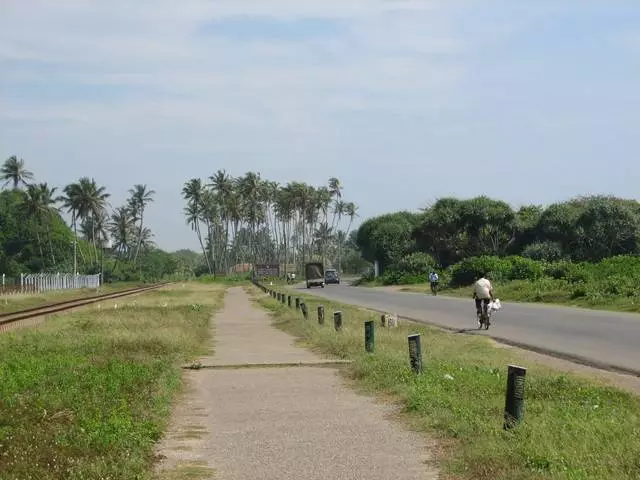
[
  {"xmin": 1, "ymin": 156, "xmax": 34, "ymax": 189},
  {"xmin": 23, "ymin": 183, "xmax": 62, "ymax": 266},
  {"xmin": 209, "ymin": 170, "xmax": 233, "ymax": 272},
  {"xmin": 128, "ymin": 184, "xmax": 155, "ymax": 263},
  {"xmin": 63, "ymin": 177, "xmax": 110, "ymax": 271},
  {"xmin": 338, "ymin": 202, "xmax": 359, "ymax": 272},
  {"xmin": 237, "ymin": 172, "xmax": 263, "ymax": 264},
  {"xmin": 182, "ymin": 178, "xmax": 212, "ymax": 273},
  {"xmin": 328, "ymin": 177, "xmax": 342, "ymax": 232},
  {"xmin": 109, "ymin": 206, "xmax": 136, "ymax": 270}
]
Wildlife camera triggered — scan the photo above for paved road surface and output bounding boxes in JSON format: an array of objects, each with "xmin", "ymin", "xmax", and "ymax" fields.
[{"xmin": 293, "ymin": 282, "xmax": 640, "ymax": 375}]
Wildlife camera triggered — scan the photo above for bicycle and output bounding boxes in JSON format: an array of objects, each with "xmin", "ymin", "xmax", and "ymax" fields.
[{"xmin": 477, "ymin": 301, "xmax": 492, "ymax": 330}]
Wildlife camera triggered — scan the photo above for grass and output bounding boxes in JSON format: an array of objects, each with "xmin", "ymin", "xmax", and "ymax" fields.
[
  {"xmin": 0, "ymin": 281, "xmax": 142, "ymax": 314},
  {"xmin": 368, "ymin": 279, "xmax": 640, "ymax": 314},
  {"xmin": 253, "ymin": 286, "xmax": 640, "ymax": 480},
  {"xmin": 0, "ymin": 283, "xmax": 225, "ymax": 480}
]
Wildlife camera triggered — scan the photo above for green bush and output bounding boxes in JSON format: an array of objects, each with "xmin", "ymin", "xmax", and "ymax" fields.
[
  {"xmin": 506, "ymin": 256, "xmax": 545, "ymax": 281},
  {"xmin": 521, "ymin": 241, "xmax": 564, "ymax": 262},
  {"xmin": 449, "ymin": 256, "xmax": 513, "ymax": 287}
]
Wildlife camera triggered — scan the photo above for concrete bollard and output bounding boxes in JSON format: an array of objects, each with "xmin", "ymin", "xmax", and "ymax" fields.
[
  {"xmin": 317, "ymin": 305, "xmax": 325, "ymax": 325},
  {"xmin": 334, "ymin": 311, "xmax": 342, "ymax": 331},
  {"xmin": 281, "ymin": 294, "xmax": 286, "ymax": 305},
  {"xmin": 365, "ymin": 320, "xmax": 375, "ymax": 353},
  {"xmin": 288, "ymin": 295, "xmax": 292, "ymax": 308},
  {"xmin": 504, "ymin": 365, "xmax": 527, "ymax": 429},
  {"xmin": 301, "ymin": 302, "xmax": 308, "ymax": 319},
  {"xmin": 295, "ymin": 297, "xmax": 300, "ymax": 310},
  {"xmin": 408, "ymin": 334, "xmax": 423, "ymax": 373},
  {"xmin": 381, "ymin": 313, "xmax": 386, "ymax": 327}
]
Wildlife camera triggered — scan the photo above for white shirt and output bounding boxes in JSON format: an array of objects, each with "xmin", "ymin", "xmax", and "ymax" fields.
[
  {"xmin": 474, "ymin": 278, "xmax": 492, "ymax": 299},
  {"xmin": 429, "ymin": 273, "xmax": 439, "ymax": 282}
]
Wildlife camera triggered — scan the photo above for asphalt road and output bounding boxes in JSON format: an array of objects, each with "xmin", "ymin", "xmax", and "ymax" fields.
[{"xmin": 293, "ymin": 281, "xmax": 640, "ymax": 376}]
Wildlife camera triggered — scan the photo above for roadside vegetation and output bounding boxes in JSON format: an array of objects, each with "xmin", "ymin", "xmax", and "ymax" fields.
[
  {"xmin": 354, "ymin": 195, "xmax": 640, "ymax": 312},
  {"xmin": 0, "ymin": 283, "xmax": 225, "ymax": 479},
  {"xmin": 255, "ymin": 288, "xmax": 640, "ymax": 479}
]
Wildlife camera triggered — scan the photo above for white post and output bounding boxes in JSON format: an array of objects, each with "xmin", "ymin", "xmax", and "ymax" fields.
[{"xmin": 20, "ymin": 273, "xmax": 24, "ymax": 294}]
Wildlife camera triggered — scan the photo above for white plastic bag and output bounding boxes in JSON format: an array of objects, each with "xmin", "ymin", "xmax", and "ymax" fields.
[{"xmin": 488, "ymin": 298, "xmax": 502, "ymax": 312}]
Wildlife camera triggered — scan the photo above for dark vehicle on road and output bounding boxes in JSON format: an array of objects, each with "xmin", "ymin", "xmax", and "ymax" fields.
[
  {"xmin": 325, "ymin": 269, "xmax": 340, "ymax": 284},
  {"xmin": 305, "ymin": 262, "xmax": 325, "ymax": 288}
]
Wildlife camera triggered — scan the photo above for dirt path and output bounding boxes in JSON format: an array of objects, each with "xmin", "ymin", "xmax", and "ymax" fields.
[{"xmin": 155, "ymin": 287, "xmax": 438, "ymax": 480}]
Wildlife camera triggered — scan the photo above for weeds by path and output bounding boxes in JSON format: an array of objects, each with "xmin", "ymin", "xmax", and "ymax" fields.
[
  {"xmin": 254, "ymin": 287, "xmax": 640, "ymax": 480},
  {"xmin": 0, "ymin": 283, "xmax": 224, "ymax": 480}
]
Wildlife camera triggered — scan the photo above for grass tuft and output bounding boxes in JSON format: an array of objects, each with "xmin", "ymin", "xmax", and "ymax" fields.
[{"xmin": 254, "ymin": 287, "xmax": 640, "ymax": 480}]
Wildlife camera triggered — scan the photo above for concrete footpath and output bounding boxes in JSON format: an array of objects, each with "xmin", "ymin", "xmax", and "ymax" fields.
[{"xmin": 155, "ymin": 287, "xmax": 437, "ymax": 479}]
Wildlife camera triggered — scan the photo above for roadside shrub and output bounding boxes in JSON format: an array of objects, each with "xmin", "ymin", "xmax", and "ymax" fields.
[
  {"xmin": 521, "ymin": 241, "xmax": 564, "ymax": 262},
  {"xmin": 506, "ymin": 256, "xmax": 545, "ymax": 281},
  {"xmin": 564, "ymin": 263, "xmax": 591, "ymax": 284},
  {"xmin": 381, "ymin": 271, "xmax": 427, "ymax": 285},
  {"xmin": 543, "ymin": 260, "xmax": 573, "ymax": 280},
  {"xmin": 387, "ymin": 252, "xmax": 436, "ymax": 275},
  {"xmin": 448, "ymin": 256, "xmax": 512, "ymax": 287}
]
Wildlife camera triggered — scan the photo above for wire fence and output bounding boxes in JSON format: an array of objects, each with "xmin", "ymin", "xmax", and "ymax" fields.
[{"xmin": 1, "ymin": 273, "xmax": 101, "ymax": 295}]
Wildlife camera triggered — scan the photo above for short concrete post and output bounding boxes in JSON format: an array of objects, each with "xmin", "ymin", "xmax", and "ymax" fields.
[
  {"xmin": 504, "ymin": 365, "xmax": 527, "ymax": 429},
  {"xmin": 301, "ymin": 302, "xmax": 308, "ymax": 319},
  {"xmin": 334, "ymin": 311, "xmax": 342, "ymax": 331},
  {"xmin": 380, "ymin": 313, "xmax": 386, "ymax": 327},
  {"xmin": 295, "ymin": 297, "xmax": 300, "ymax": 310},
  {"xmin": 281, "ymin": 294, "xmax": 286, "ymax": 305},
  {"xmin": 288, "ymin": 295, "xmax": 292, "ymax": 308},
  {"xmin": 365, "ymin": 320, "xmax": 375, "ymax": 353},
  {"xmin": 408, "ymin": 334, "xmax": 423, "ymax": 374},
  {"xmin": 317, "ymin": 305, "xmax": 325, "ymax": 325}
]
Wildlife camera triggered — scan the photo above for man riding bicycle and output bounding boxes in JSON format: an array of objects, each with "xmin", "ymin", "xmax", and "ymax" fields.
[
  {"xmin": 428, "ymin": 271, "xmax": 439, "ymax": 294},
  {"xmin": 473, "ymin": 273, "xmax": 494, "ymax": 321}
]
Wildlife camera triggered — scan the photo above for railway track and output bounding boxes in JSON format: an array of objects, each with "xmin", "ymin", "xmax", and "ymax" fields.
[{"xmin": 0, "ymin": 282, "xmax": 171, "ymax": 332}]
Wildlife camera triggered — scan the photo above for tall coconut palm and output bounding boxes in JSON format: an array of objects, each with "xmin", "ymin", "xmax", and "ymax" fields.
[
  {"xmin": 208, "ymin": 170, "xmax": 233, "ymax": 271},
  {"xmin": 109, "ymin": 206, "xmax": 136, "ymax": 270},
  {"xmin": 328, "ymin": 177, "xmax": 342, "ymax": 232},
  {"xmin": 237, "ymin": 172, "xmax": 263, "ymax": 264},
  {"xmin": 23, "ymin": 183, "xmax": 62, "ymax": 266},
  {"xmin": 128, "ymin": 184, "xmax": 155, "ymax": 262},
  {"xmin": 63, "ymin": 177, "xmax": 110, "ymax": 271},
  {"xmin": 182, "ymin": 178, "xmax": 212, "ymax": 273},
  {"xmin": 338, "ymin": 202, "xmax": 359, "ymax": 272},
  {"xmin": 1, "ymin": 156, "xmax": 34, "ymax": 189}
]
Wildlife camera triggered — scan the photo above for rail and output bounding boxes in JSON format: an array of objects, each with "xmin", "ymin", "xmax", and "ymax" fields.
[{"xmin": 0, "ymin": 283, "xmax": 171, "ymax": 332}]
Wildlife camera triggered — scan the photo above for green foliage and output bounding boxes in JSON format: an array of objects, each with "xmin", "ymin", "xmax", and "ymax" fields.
[
  {"xmin": 355, "ymin": 211, "xmax": 421, "ymax": 271},
  {"xmin": 358, "ymin": 195, "xmax": 640, "ymax": 276},
  {"xmin": 380, "ymin": 252, "xmax": 436, "ymax": 285},
  {"xmin": 0, "ymin": 190, "xmax": 74, "ymax": 275},
  {"xmin": 521, "ymin": 241, "xmax": 564, "ymax": 262}
]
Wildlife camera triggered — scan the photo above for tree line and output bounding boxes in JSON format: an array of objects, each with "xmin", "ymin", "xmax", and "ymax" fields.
[
  {"xmin": 182, "ymin": 172, "xmax": 366, "ymax": 275},
  {"xmin": 0, "ymin": 155, "xmax": 177, "ymax": 281},
  {"xmin": 355, "ymin": 195, "xmax": 640, "ymax": 274}
]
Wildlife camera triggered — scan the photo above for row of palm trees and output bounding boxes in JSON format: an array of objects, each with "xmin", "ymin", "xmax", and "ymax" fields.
[
  {"xmin": 182, "ymin": 171, "xmax": 358, "ymax": 275},
  {"xmin": 1, "ymin": 156, "xmax": 156, "ymax": 273}
]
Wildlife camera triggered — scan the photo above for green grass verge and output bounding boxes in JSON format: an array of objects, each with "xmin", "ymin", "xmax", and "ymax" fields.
[
  {"xmin": 0, "ymin": 284, "xmax": 225, "ymax": 479},
  {"xmin": 0, "ymin": 282, "xmax": 143, "ymax": 314},
  {"xmin": 254, "ymin": 287, "xmax": 640, "ymax": 480}
]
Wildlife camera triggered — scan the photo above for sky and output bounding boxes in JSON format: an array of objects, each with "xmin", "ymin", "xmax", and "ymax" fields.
[{"xmin": 1, "ymin": 0, "xmax": 639, "ymax": 251}]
